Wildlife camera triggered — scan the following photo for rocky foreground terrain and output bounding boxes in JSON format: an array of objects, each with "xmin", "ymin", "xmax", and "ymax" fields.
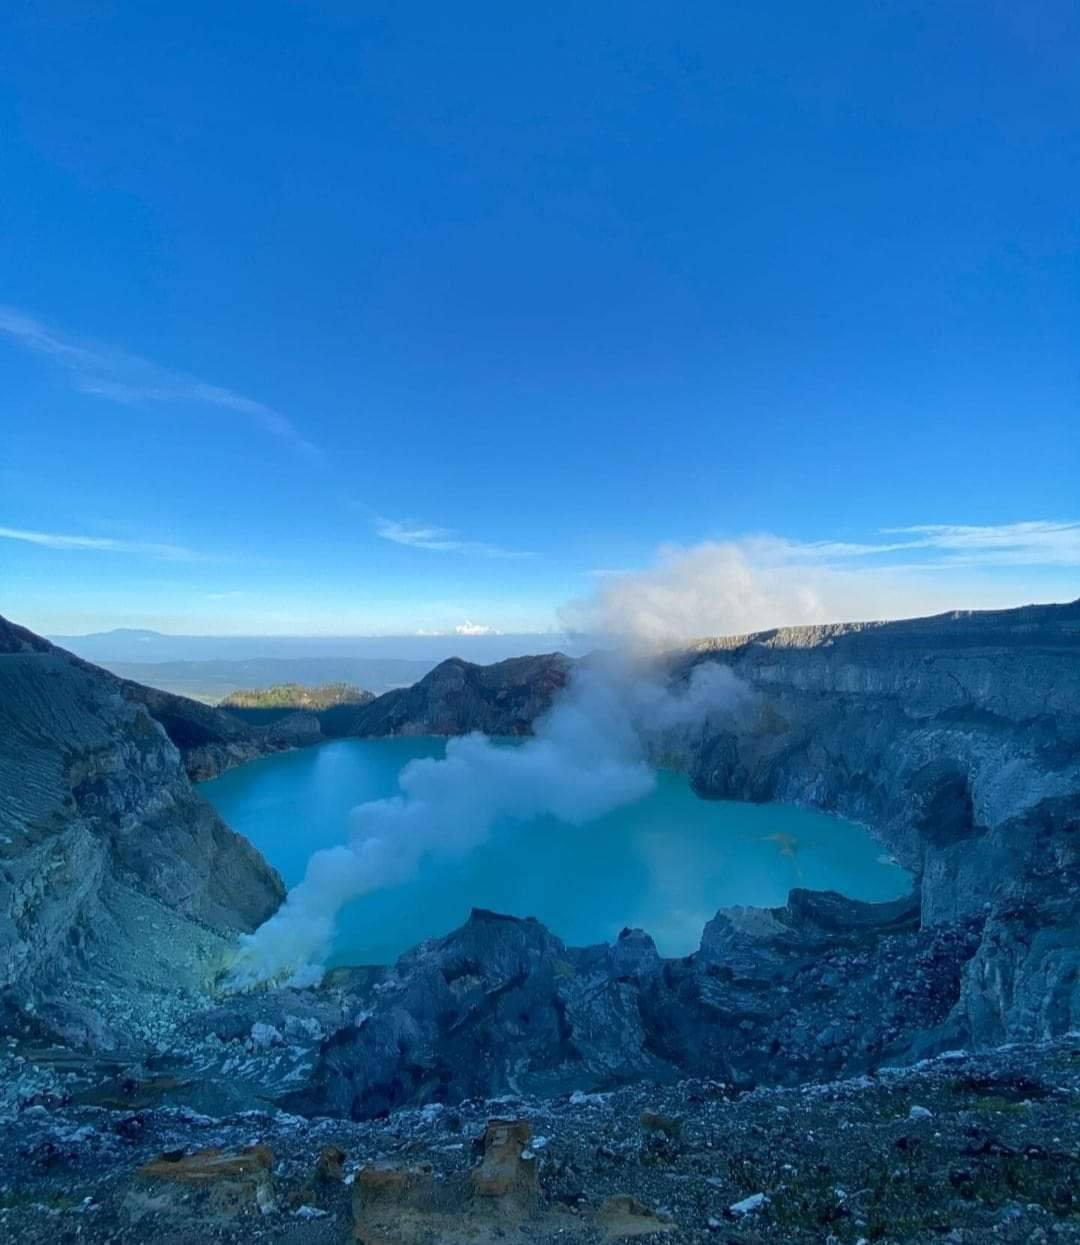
[
  {"xmin": 1, "ymin": 1032, "xmax": 1078, "ymax": 1243},
  {"xmin": 0, "ymin": 602, "xmax": 1078, "ymax": 1241}
]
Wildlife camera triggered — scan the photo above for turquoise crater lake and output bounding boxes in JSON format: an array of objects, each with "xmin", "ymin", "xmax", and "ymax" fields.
[{"xmin": 200, "ymin": 738, "xmax": 911, "ymax": 966}]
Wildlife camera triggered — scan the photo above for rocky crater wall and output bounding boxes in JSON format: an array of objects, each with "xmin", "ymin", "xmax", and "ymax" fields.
[
  {"xmin": 672, "ymin": 603, "xmax": 1080, "ymax": 1043},
  {"xmin": 326, "ymin": 602, "xmax": 1080, "ymax": 1049},
  {"xmin": 1, "ymin": 602, "xmax": 1077, "ymax": 1077},
  {"xmin": 0, "ymin": 618, "xmax": 285, "ymax": 1048}
]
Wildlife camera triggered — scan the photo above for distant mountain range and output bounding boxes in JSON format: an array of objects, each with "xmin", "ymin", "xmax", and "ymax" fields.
[
  {"xmin": 46, "ymin": 628, "xmax": 599, "ymax": 703},
  {"xmin": 49, "ymin": 627, "xmax": 596, "ymax": 664}
]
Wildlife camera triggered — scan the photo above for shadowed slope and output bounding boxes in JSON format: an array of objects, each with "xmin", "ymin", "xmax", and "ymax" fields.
[{"xmin": 0, "ymin": 615, "xmax": 285, "ymax": 1048}]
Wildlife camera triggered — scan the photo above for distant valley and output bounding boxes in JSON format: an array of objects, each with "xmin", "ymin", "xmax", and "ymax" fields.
[
  {"xmin": 47, "ymin": 627, "xmax": 600, "ymax": 703},
  {"xmin": 93, "ymin": 656, "xmax": 435, "ymax": 703}
]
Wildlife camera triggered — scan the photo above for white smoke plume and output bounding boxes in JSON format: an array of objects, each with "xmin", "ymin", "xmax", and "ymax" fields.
[
  {"xmin": 561, "ymin": 534, "xmax": 1068, "ymax": 645},
  {"xmin": 226, "ymin": 657, "xmax": 752, "ymax": 988},
  {"xmin": 562, "ymin": 540, "xmax": 831, "ymax": 645}
]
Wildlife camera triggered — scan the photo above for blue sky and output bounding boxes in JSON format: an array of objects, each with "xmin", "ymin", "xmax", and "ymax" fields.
[{"xmin": 2, "ymin": 2, "xmax": 1078, "ymax": 637}]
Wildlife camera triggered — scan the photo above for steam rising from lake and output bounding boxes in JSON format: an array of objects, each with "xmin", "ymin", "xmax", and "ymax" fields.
[{"xmin": 226, "ymin": 658, "xmax": 752, "ymax": 988}]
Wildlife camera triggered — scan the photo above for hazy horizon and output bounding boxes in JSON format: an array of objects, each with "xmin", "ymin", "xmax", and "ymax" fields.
[{"xmin": 41, "ymin": 624, "xmax": 605, "ymax": 677}]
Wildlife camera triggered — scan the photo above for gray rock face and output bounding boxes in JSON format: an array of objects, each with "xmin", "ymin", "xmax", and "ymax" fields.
[
  {"xmin": 670, "ymin": 602, "xmax": 1080, "ymax": 1044},
  {"xmin": 0, "ymin": 614, "xmax": 285, "ymax": 781},
  {"xmin": 293, "ymin": 898, "xmax": 978, "ymax": 1119},
  {"xmin": 333, "ymin": 652, "xmax": 572, "ymax": 737},
  {"xmin": 0, "ymin": 620, "xmax": 284, "ymax": 1047},
  {"xmin": 679, "ymin": 603, "xmax": 1080, "ymax": 877}
]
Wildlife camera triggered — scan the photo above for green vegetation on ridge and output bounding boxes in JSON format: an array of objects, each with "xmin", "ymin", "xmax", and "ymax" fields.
[{"xmin": 220, "ymin": 682, "xmax": 373, "ymax": 710}]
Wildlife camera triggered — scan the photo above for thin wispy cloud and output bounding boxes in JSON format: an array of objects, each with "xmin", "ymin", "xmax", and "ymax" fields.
[
  {"xmin": 881, "ymin": 521, "xmax": 1080, "ymax": 567},
  {"xmin": 719, "ymin": 522, "xmax": 1080, "ymax": 570},
  {"xmin": 0, "ymin": 525, "xmax": 205, "ymax": 562},
  {"xmin": 0, "ymin": 306, "xmax": 319, "ymax": 459},
  {"xmin": 375, "ymin": 516, "xmax": 533, "ymax": 559}
]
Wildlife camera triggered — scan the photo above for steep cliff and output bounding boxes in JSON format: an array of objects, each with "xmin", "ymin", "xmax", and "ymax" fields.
[
  {"xmin": 670, "ymin": 601, "xmax": 1080, "ymax": 1043},
  {"xmin": 0, "ymin": 617, "xmax": 285, "ymax": 1047},
  {"xmin": 0, "ymin": 615, "xmax": 313, "ymax": 779},
  {"xmin": 678, "ymin": 602, "xmax": 1080, "ymax": 878}
]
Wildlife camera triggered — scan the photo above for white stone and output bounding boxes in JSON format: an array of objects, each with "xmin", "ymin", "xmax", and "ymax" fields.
[
  {"xmin": 283, "ymin": 1015, "xmax": 324, "ymax": 1041},
  {"xmin": 250, "ymin": 1022, "xmax": 284, "ymax": 1049},
  {"xmin": 729, "ymin": 1192, "xmax": 769, "ymax": 1216},
  {"xmin": 569, "ymin": 1090, "xmax": 607, "ymax": 1106}
]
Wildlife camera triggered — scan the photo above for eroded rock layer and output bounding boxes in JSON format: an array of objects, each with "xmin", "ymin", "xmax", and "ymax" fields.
[
  {"xmin": 675, "ymin": 602, "xmax": 1080, "ymax": 1043},
  {"xmin": 0, "ymin": 617, "xmax": 284, "ymax": 1047}
]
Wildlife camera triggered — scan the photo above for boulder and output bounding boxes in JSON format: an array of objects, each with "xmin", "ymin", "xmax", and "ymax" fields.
[
  {"xmin": 596, "ymin": 1194, "xmax": 675, "ymax": 1238},
  {"xmin": 470, "ymin": 1118, "xmax": 538, "ymax": 1203},
  {"xmin": 125, "ymin": 1145, "xmax": 274, "ymax": 1222}
]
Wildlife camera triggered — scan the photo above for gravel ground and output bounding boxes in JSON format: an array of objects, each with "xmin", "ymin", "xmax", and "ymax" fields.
[{"xmin": 1, "ymin": 1036, "xmax": 1079, "ymax": 1243}]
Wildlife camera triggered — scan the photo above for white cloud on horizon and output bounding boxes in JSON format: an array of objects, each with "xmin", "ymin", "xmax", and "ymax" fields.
[
  {"xmin": 0, "ymin": 306, "xmax": 319, "ymax": 459},
  {"xmin": 410, "ymin": 621, "xmax": 503, "ymax": 637},
  {"xmin": 375, "ymin": 516, "xmax": 532, "ymax": 559},
  {"xmin": 454, "ymin": 620, "xmax": 500, "ymax": 636},
  {"xmin": 0, "ymin": 524, "xmax": 204, "ymax": 562},
  {"xmin": 564, "ymin": 521, "xmax": 1080, "ymax": 644}
]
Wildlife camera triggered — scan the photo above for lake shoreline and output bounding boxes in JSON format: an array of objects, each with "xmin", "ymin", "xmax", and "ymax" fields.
[{"xmin": 200, "ymin": 735, "xmax": 913, "ymax": 966}]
